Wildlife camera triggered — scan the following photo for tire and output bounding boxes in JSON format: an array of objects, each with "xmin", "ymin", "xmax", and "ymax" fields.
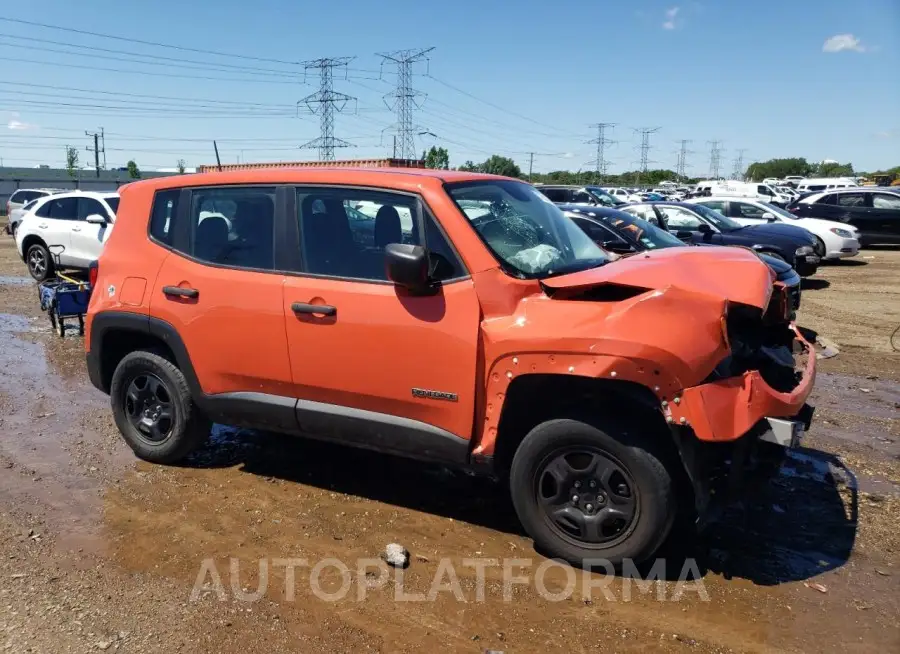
[
  {"xmin": 509, "ymin": 417, "xmax": 677, "ymax": 569},
  {"xmin": 814, "ymin": 236, "xmax": 827, "ymax": 262},
  {"xmin": 26, "ymin": 243, "xmax": 53, "ymax": 282},
  {"xmin": 110, "ymin": 350, "xmax": 210, "ymax": 464}
]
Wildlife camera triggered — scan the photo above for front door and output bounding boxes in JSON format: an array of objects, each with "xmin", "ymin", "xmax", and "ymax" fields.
[
  {"xmin": 31, "ymin": 196, "xmax": 75, "ymax": 266},
  {"xmin": 69, "ymin": 196, "xmax": 113, "ymax": 267},
  {"xmin": 281, "ymin": 186, "xmax": 481, "ymax": 459},
  {"xmin": 148, "ymin": 185, "xmax": 295, "ymax": 428}
]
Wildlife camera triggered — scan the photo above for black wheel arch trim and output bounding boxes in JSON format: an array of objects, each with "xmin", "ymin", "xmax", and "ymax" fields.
[{"xmin": 88, "ymin": 311, "xmax": 472, "ymax": 466}]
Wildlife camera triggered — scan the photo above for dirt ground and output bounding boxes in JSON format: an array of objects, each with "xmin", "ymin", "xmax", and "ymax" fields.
[{"xmin": 0, "ymin": 229, "xmax": 898, "ymax": 654}]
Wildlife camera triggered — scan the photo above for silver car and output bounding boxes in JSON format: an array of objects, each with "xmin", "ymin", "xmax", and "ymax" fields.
[{"xmin": 5, "ymin": 188, "xmax": 65, "ymax": 236}]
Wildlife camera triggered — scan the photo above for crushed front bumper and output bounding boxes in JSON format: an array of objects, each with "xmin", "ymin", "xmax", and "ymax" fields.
[{"xmin": 667, "ymin": 326, "xmax": 816, "ymax": 442}]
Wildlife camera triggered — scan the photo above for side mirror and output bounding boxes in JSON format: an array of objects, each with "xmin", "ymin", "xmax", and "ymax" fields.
[
  {"xmin": 675, "ymin": 230, "xmax": 694, "ymax": 240},
  {"xmin": 761, "ymin": 212, "xmax": 776, "ymax": 222},
  {"xmin": 602, "ymin": 240, "xmax": 635, "ymax": 254},
  {"xmin": 85, "ymin": 213, "xmax": 106, "ymax": 224},
  {"xmin": 385, "ymin": 243, "xmax": 431, "ymax": 292},
  {"xmin": 697, "ymin": 223, "xmax": 713, "ymax": 234}
]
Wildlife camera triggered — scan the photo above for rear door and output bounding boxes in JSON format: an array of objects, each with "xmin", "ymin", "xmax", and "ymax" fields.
[
  {"xmin": 149, "ymin": 185, "xmax": 295, "ymax": 427},
  {"xmin": 830, "ymin": 191, "xmax": 873, "ymax": 236},
  {"xmin": 870, "ymin": 192, "xmax": 900, "ymax": 242},
  {"xmin": 33, "ymin": 196, "xmax": 76, "ymax": 266},
  {"xmin": 68, "ymin": 197, "xmax": 113, "ymax": 267},
  {"xmin": 281, "ymin": 185, "xmax": 480, "ymax": 459}
]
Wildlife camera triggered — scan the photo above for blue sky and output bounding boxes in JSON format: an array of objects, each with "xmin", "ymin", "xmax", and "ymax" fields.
[{"xmin": 0, "ymin": 0, "xmax": 897, "ymax": 174}]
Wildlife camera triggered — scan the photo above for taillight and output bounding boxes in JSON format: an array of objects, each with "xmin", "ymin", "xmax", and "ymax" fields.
[{"xmin": 88, "ymin": 261, "xmax": 98, "ymax": 287}]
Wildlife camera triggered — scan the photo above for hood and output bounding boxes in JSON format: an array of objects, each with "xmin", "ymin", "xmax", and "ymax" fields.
[
  {"xmin": 541, "ymin": 245, "xmax": 774, "ymax": 310},
  {"xmin": 734, "ymin": 222, "xmax": 815, "ymax": 244},
  {"xmin": 756, "ymin": 252, "xmax": 792, "ymax": 275}
]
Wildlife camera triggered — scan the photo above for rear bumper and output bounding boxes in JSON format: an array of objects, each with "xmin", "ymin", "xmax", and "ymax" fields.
[{"xmin": 669, "ymin": 326, "xmax": 816, "ymax": 442}]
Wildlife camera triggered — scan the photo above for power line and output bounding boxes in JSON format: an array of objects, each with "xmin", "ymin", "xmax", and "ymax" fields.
[
  {"xmin": 425, "ymin": 73, "xmax": 567, "ymax": 133},
  {"xmin": 634, "ymin": 127, "xmax": 661, "ymax": 185},
  {"xmin": 298, "ymin": 57, "xmax": 357, "ymax": 161},
  {"xmin": 0, "ymin": 56, "xmax": 299, "ymax": 85},
  {"xmin": 0, "ymin": 34, "xmax": 302, "ymax": 78},
  {"xmin": 0, "ymin": 16, "xmax": 301, "ymax": 65},
  {"xmin": 587, "ymin": 123, "xmax": 616, "ymax": 181},
  {"xmin": 732, "ymin": 148, "xmax": 747, "ymax": 180},
  {"xmin": 707, "ymin": 140, "xmax": 724, "ymax": 179},
  {"xmin": 377, "ymin": 48, "xmax": 434, "ymax": 160},
  {"xmin": 675, "ymin": 139, "xmax": 693, "ymax": 181}
]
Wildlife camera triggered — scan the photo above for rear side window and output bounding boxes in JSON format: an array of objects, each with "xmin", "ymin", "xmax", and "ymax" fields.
[
  {"xmin": 816, "ymin": 194, "xmax": 837, "ymax": 205},
  {"xmin": 836, "ymin": 193, "xmax": 865, "ymax": 207},
  {"xmin": 539, "ymin": 189, "xmax": 568, "ymax": 203},
  {"xmin": 190, "ymin": 187, "xmax": 276, "ymax": 270},
  {"xmin": 873, "ymin": 193, "xmax": 900, "ymax": 210},
  {"xmin": 149, "ymin": 190, "xmax": 180, "ymax": 246},
  {"xmin": 35, "ymin": 197, "xmax": 77, "ymax": 220},
  {"xmin": 11, "ymin": 190, "xmax": 42, "ymax": 204}
]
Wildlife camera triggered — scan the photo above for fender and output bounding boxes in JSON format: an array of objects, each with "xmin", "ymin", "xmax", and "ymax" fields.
[{"xmin": 472, "ymin": 352, "xmax": 681, "ymax": 457}]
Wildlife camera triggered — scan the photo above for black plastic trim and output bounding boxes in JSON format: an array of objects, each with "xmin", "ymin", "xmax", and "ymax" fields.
[
  {"xmin": 90, "ymin": 313, "xmax": 473, "ymax": 466},
  {"xmin": 86, "ymin": 311, "xmax": 152, "ymax": 393},
  {"xmin": 293, "ymin": 398, "xmax": 470, "ymax": 464}
]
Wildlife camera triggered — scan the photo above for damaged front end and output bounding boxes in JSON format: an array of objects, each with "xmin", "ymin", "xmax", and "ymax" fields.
[{"xmin": 665, "ymin": 283, "xmax": 817, "ymax": 525}]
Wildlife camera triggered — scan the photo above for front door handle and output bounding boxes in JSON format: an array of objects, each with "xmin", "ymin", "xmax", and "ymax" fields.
[
  {"xmin": 291, "ymin": 302, "xmax": 336, "ymax": 316},
  {"xmin": 162, "ymin": 286, "xmax": 199, "ymax": 299},
  {"xmin": 38, "ymin": 224, "xmax": 48, "ymax": 229},
  {"xmin": 72, "ymin": 226, "xmax": 82, "ymax": 232}
]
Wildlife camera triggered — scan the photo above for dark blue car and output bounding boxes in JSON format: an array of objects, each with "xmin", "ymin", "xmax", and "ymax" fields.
[{"xmin": 619, "ymin": 202, "xmax": 820, "ymax": 276}]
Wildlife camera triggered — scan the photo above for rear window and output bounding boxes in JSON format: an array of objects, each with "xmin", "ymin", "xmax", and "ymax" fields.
[{"xmin": 11, "ymin": 190, "xmax": 44, "ymax": 204}]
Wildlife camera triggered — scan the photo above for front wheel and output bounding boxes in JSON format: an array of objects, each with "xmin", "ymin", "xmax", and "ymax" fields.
[
  {"xmin": 26, "ymin": 243, "xmax": 53, "ymax": 281},
  {"xmin": 510, "ymin": 417, "xmax": 677, "ymax": 569},
  {"xmin": 110, "ymin": 350, "xmax": 210, "ymax": 464}
]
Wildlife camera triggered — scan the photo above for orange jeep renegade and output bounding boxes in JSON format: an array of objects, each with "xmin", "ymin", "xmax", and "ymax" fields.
[{"xmin": 85, "ymin": 169, "xmax": 815, "ymax": 567}]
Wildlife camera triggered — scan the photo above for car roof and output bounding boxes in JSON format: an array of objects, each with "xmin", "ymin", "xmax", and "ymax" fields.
[
  {"xmin": 120, "ymin": 167, "xmax": 509, "ymax": 194},
  {"xmin": 31, "ymin": 190, "xmax": 119, "ymax": 202},
  {"xmin": 558, "ymin": 204, "xmax": 631, "ymax": 219}
]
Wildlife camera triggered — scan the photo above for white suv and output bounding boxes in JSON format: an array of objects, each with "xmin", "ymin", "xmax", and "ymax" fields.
[
  {"xmin": 5, "ymin": 188, "xmax": 66, "ymax": 236},
  {"xmin": 15, "ymin": 191, "xmax": 119, "ymax": 281}
]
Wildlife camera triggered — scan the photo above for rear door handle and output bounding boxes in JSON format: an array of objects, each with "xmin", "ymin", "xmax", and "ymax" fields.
[
  {"xmin": 72, "ymin": 227, "xmax": 81, "ymax": 232},
  {"xmin": 291, "ymin": 302, "xmax": 336, "ymax": 316},
  {"xmin": 38, "ymin": 224, "xmax": 48, "ymax": 229},
  {"xmin": 162, "ymin": 286, "xmax": 199, "ymax": 299}
]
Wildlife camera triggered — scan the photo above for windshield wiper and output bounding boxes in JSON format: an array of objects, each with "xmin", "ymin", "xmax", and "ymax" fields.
[{"xmin": 543, "ymin": 258, "xmax": 610, "ymax": 278}]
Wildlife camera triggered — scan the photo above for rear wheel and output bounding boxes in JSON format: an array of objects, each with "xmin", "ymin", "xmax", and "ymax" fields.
[
  {"xmin": 26, "ymin": 243, "xmax": 53, "ymax": 281},
  {"xmin": 510, "ymin": 417, "xmax": 677, "ymax": 568},
  {"xmin": 110, "ymin": 351, "xmax": 209, "ymax": 464}
]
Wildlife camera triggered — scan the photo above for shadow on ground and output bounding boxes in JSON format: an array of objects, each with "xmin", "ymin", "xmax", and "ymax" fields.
[
  {"xmin": 185, "ymin": 427, "xmax": 857, "ymax": 586},
  {"xmin": 801, "ymin": 278, "xmax": 831, "ymax": 290}
]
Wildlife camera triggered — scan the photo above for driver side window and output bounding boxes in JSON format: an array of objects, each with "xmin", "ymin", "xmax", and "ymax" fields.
[{"xmin": 660, "ymin": 207, "xmax": 703, "ymax": 230}]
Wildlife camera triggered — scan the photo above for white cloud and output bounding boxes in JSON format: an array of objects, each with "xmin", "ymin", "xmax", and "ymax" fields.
[
  {"xmin": 6, "ymin": 112, "xmax": 36, "ymax": 131},
  {"xmin": 563, "ymin": 152, "xmax": 575, "ymax": 159},
  {"xmin": 874, "ymin": 130, "xmax": 895, "ymax": 140},
  {"xmin": 822, "ymin": 34, "xmax": 866, "ymax": 53},
  {"xmin": 663, "ymin": 7, "xmax": 680, "ymax": 30}
]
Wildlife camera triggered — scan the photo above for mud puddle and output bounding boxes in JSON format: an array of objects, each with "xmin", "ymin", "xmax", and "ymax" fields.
[
  {"xmin": 0, "ymin": 275, "xmax": 32, "ymax": 286},
  {"xmin": 0, "ymin": 311, "xmax": 129, "ymax": 553}
]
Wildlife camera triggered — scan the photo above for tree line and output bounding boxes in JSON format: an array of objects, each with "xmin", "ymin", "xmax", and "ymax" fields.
[{"xmin": 423, "ymin": 147, "xmax": 899, "ymax": 186}]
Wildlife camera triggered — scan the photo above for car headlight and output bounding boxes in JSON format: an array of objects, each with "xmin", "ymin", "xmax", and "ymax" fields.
[
  {"xmin": 830, "ymin": 227, "xmax": 853, "ymax": 238},
  {"xmin": 795, "ymin": 245, "xmax": 814, "ymax": 256}
]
